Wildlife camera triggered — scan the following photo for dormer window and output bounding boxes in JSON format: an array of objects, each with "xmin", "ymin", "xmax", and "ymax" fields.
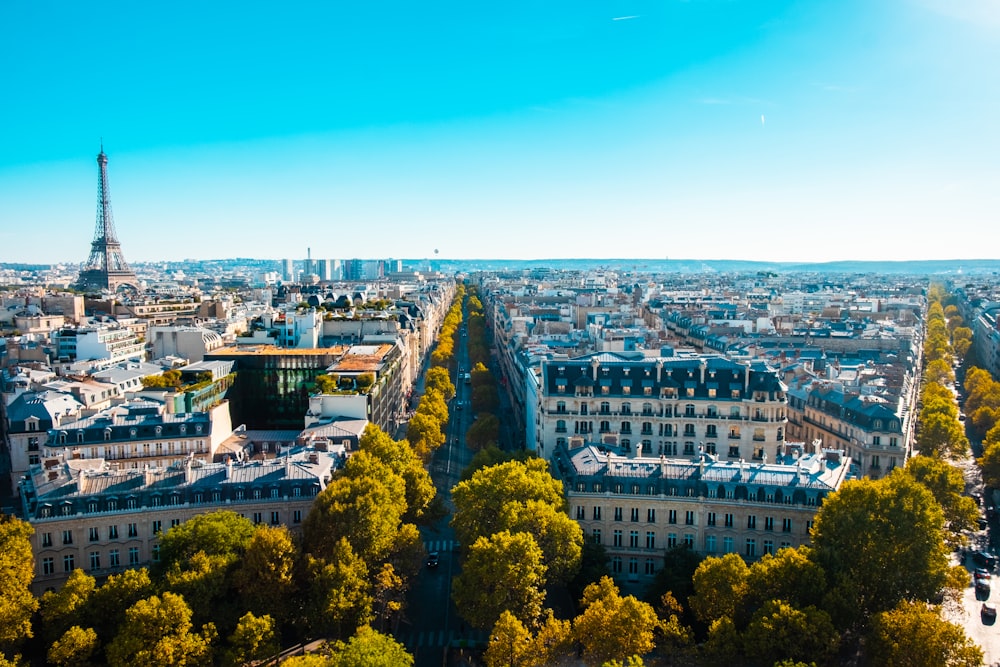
[
  {"xmin": 195, "ymin": 425, "xmax": 203, "ymax": 434},
  {"xmin": 179, "ymin": 424, "xmax": 187, "ymax": 434},
  {"xmin": 155, "ymin": 426, "xmax": 163, "ymax": 436},
  {"xmin": 58, "ymin": 432, "xmax": 67, "ymax": 444},
  {"xmin": 104, "ymin": 428, "xmax": 112, "ymax": 441},
  {"xmin": 129, "ymin": 428, "xmax": 137, "ymax": 438},
  {"xmin": 76, "ymin": 431, "xmax": 84, "ymax": 443}
]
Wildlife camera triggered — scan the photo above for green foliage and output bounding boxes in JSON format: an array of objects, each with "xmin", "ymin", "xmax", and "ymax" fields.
[
  {"xmin": 232, "ymin": 525, "xmax": 297, "ymax": 624},
  {"xmin": 48, "ymin": 625, "xmax": 99, "ymax": 667},
  {"xmin": 484, "ymin": 611, "xmax": 534, "ymax": 667},
  {"xmin": 451, "ymin": 458, "xmax": 565, "ymax": 548},
  {"xmin": 314, "ymin": 374, "xmax": 340, "ymax": 394},
  {"xmin": 460, "ymin": 445, "xmax": 536, "ymax": 482},
  {"xmin": 304, "ymin": 451, "xmax": 407, "ymax": 565},
  {"xmin": 40, "ymin": 569, "xmax": 96, "ymax": 644},
  {"xmin": 105, "ymin": 592, "xmax": 216, "ymax": 667},
  {"xmin": 689, "ymin": 553, "xmax": 750, "ymax": 626},
  {"xmin": 81, "ymin": 568, "xmax": 154, "ymax": 645},
  {"xmin": 904, "ymin": 456, "xmax": 979, "ymax": 546},
  {"xmin": 452, "ymin": 531, "xmax": 547, "ymax": 631},
  {"xmin": 573, "ymin": 576, "xmax": 661, "ymax": 666},
  {"xmin": 326, "ymin": 626, "xmax": 413, "ymax": 667},
  {"xmin": 141, "ymin": 369, "xmax": 182, "ymax": 389},
  {"xmin": 0, "ymin": 516, "xmax": 39, "ymax": 653},
  {"xmin": 222, "ymin": 612, "xmax": 279, "ymax": 667},
  {"xmin": 867, "ymin": 600, "xmax": 982, "ymax": 667},
  {"xmin": 356, "ymin": 372, "xmax": 375, "ymax": 392},
  {"xmin": 465, "ymin": 413, "xmax": 500, "ymax": 451},
  {"xmin": 742, "ymin": 600, "xmax": 839, "ymax": 666},
  {"xmin": 303, "ymin": 542, "xmax": 373, "ymax": 640},
  {"xmin": 471, "ymin": 383, "xmax": 500, "ymax": 414},
  {"xmin": 498, "ymin": 499, "xmax": 583, "ymax": 586},
  {"xmin": 359, "ymin": 425, "xmax": 438, "ymax": 524},
  {"xmin": 155, "ymin": 510, "xmax": 256, "ymax": 575},
  {"xmin": 424, "ymin": 366, "xmax": 455, "ymax": 400},
  {"xmin": 811, "ymin": 472, "xmax": 951, "ymax": 630}
]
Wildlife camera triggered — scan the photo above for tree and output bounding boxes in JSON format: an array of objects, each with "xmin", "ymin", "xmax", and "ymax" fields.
[
  {"xmin": 105, "ymin": 592, "xmax": 216, "ymax": 667},
  {"xmin": 644, "ymin": 545, "xmax": 703, "ymax": 612},
  {"xmin": 40, "ymin": 568, "xmax": 96, "ymax": 643},
  {"xmin": 499, "ymin": 499, "xmax": 583, "ymax": 585},
  {"xmin": 315, "ymin": 374, "xmax": 340, "ymax": 394},
  {"xmin": 904, "ymin": 456, "xmax": 979, "ymax": 545},
  {"xmin": 923, "ymin": 359, "xmax": 955, "ymax": 386},
  {"xmin": 916, "ymin": 411, "xmax": 968, "ymax": 457},
  {"xmin": 465, "ymin": 413, "xmax": 501, "ymax": 451},
  {"xmin": 0, "ymin": 516, "xmax": 38, "ymax": 654},
  {"xmin": 811, "ymin": 472, "xmax": 952, "ymax": 629},
  {"xmin": 452, "ymin": 531, "xmax": 547, "ymax": 631},
  {"xmin": 233, "ymin": 525, "xmax": 297, "ymax": 624},
  {"xmin": 745, "ymin": 546, "xmax": 826, "ymax": 615},
  {"xmin": 48, "ymin": 626, "xmax": 99, "ymax": 667},
  {"xmin": 303, "ymin": 541, "xmax": 373, "ymax": 640},
  {"xmin": 155, "ymin": 510, "xmax": 256, "ymax": 575},
  {"xmin": 484, "ymin": 611, "xmax": 534, "ymax": 667},
  {"xmin": 460, "ymin": 445, "xmax": 536, "ymax": 482},
  {"xmin": 451, "ymin": 459, "xmax": 565, "ymax": 548},
  {"xmin": 424, "ymin": 366, "xmax": 455, "ymax": 400},
  {"xmin": 162, "ymin": 551, "xmax": 237, "ymax": 631},
  {"xmin": 867, "ymin": 600, "xmax": 982, "ymax": 667},
  {"xmin": 327, "ymin": 626, "xmax": 413, "ymax": 667},
  {"xmin": 222, "ymin": 612, "xmax": 279, "ymax": 667},
  {"xmin": 531, "ymin": 609, "xmax": 575, "ymax": 666},
  {"xmin": 699, "ymin": 616, "xmax": 741, "ymax": 667},
  {"xmin": 303, "ymin": 455, "xmax": 406, "ymax": 565},
  {"xmin": 358, "ymin": 425, "xmax": 437, "ymax": 524},
  {"xmin": 688, "ymin": 553, "xmax": 750, "ymax": 626},
  {"xmin": 472, "ymin": 384, "xmax": 500, "ymax": 413},
  {"xmin": 81, "ymin": 568, "xmax": 154, "ymax": 645},
  {"xmin": 742, "ymin": 600, "xmax": 839, "ymax": 667},
  {"xmin": 371, "ymin": 564, "xmax": 405, "ymax": 633},
  {"xmin": 979, "ymin": 439, "xmax": 1000, "ymax": 489},
  {"xmin": 405, "ymin": 411, "xmax": 446, "ymax": 457},
  {"xmin": 573, "ymin": 576, "xmax": 661, "ymax": 666}
]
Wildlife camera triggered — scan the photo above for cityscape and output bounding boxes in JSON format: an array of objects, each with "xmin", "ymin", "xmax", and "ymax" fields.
[{"xmin": 4, "ymin": 2, "xmax": 1000, "ymax": 666}]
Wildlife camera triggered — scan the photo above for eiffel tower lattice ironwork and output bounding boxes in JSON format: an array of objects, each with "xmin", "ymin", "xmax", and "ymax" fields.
[{"xmin": 75, "ymin": 147, "xmax": 139, "ymax": 293}]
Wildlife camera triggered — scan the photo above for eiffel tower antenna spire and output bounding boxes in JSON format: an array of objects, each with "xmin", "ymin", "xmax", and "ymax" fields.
[{"xmin": 74, "ymin": 146, "xmax": 139, "ymax": 293}]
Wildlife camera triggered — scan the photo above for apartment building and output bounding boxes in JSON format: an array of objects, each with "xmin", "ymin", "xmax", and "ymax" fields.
[
  {"xmin": 555, "ymin": 441, "xmax": 851, "ymax": 586},
  {"xmin": 536, "ymin": 352, "xmax": 789, "ymax": 464},
  {"xmin": 20, "ymin": 445, "xmax": 339, "ymax": 594}
]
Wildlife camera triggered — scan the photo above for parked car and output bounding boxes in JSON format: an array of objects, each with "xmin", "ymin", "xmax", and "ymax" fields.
[
  {"xmin": 973, "ymin": 551, "xmax": 997, "ymax": 570},
  {"xmin": 975, "ymin": 568, "xmax": 991, "ymax": 582},
  {"xmin": 982, "ymin": 602, "xmax": 997, "ymax": 621}
]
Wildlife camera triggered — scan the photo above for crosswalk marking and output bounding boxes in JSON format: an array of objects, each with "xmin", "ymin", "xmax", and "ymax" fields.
[
  {"xmin": 398, "ymin": 629, "xmax": 486, "ymax": 649},
  {"xmin": 423, "ymin": 539, "xmax": 455, "ymax": 553}
]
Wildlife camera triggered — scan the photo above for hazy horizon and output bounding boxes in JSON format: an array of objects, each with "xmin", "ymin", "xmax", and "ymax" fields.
[{"xmin": 3, "ymin": 1, "xmax": 999, "ymax": 264}]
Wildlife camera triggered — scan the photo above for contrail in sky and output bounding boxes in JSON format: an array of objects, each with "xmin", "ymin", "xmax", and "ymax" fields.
[{"xmin": 612, "ymin": 15, "xmax": 639, "ymax": 21}]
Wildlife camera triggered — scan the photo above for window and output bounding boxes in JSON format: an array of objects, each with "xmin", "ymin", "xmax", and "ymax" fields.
[
  {"xmin": 668, "ymin": 510, "xmax": 677, "ymax": 524},
  {"xmin": 129, "ymin": 547, "xmax": 140, "ymax": 565},
  {"xmin": 253, "ymin": 512, "xmax": 263, "ymax": 525},
  {"xmin": 705, "ymin": 535, "xmax": 717, "ymax": 553},
  {"xmin": 630, "ymin": 508, "xmax": 639, "ymax": 522},
  {"xmin": 152, "ymin": 521, "xmax": 162, "ymax": 535},
  {"xmin": 806, "ymin": 520, "xmax": 815, "ymax": 534},
  {"xmin": 592, "ymin": 529, "xmax": 602, "ymax": 544},
  {"xmin": 152, "ymin": 545, "xmax": 160, "ymax": 562},
  {"xmin": 613, "ymin": 530, "xmax": 623, "ymax": 547},
  {"xmin": 646, "ymin": 531, "xmax": 656, "ymax": 549},
  {"xmin": 90, "ymin": 552, "xmax": 101, "ymax": 571},
  {"xmin": 612, "ymin": 557, "xmax": 622, "ymax": 573},
  {"xmin": 723, "ymin": 537, "xmax": 734, "ymax": 553},
  {"xmin": 764, "ymin": 516, "xmax": 774, "ymax": 531},
  {"xmin": 593, "ymin": 506, "xmax": 602, "ymax": 520},
  {"xmin": 724, "ymin": 513, "xmax": 734, "ymax": 528},
  {"xmin": 782, "ymin": 518, "xmax": 792, "ymax": 533},
  {"xmin": 576, "ymin": 506, "xmax": 585, "ymax": 520},
  {"xmin": 62, "ymin": 530, "xmax": 73, "ymax": 545},
  {"xmin": 109, "ymin": 549, "xmax": 120, "ymax": 567},
  {"xmin": 42, "ymin": 557, "xmax": 54, "ymax": 576},
  {"xmin": 64, "ymin": 555, "xmax": 75, "ymax": 572},
  {"xmin": 684, "ymin": 534, "xmax": 694, "ymax": 548},
  {"xmin": 667, "ymin": 533, "xmax": 677, "ymax": 548},
  {"xmin": 127, "ymin": 523, "xmax": 137, "ymax": 538},
  {"xmin": 42, "ymin": 532, "xmax": 52, "ymax": 548},
  {"xmin": 293, "ymin": 510, "xmax": 302, "ymax": 524},
  {"xmin": 745, "ymin": 539, "xmax": 756, "ymax": 557},
  {"xmin": 647, "ymin": 508, "xmax": 656, "ymax": 522},
  {"xmin": 614, "ymin": 507, "xmax": 623, "ymax": 521},
  {"xmin": 628, "ymin": 558, "xmax": 639, "ymax": 575},
  {"xmin": 763, "ymin": 540, "xmax": 774, "ymax": 555},
  {"xmin": 645, "ymin": 559, "xmax": 656, "ymax": 575},
  {"xmin": 685, "ymin": 511, "xmax": 695, "ymax": 526},
  {"xmin": 89, "ymin": 527, "xmax": 99, "ymax": 542},
  {"xmin": 707, "ymin": 512, "xmax": 717, "ymax": 527},
  {"xmin": 747, "ymin": 515, "xmax": 757, "ymax": 529},
  {"xmin": 171, "ymin": 519, "xmax": 180, "ymax": 528}
]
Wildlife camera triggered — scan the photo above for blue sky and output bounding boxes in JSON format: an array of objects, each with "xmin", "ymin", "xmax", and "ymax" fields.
[{"xmin": 1, "ymin": 0, "xmax": 998, "ymax": 263}]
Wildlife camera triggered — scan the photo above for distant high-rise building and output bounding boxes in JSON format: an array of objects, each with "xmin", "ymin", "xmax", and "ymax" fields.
[
  {"xmin": 281, "ymin": 259, "xmax": 295, "ymax": 283},
  {"xmin": 74, "ymin": 147, "xmax": 139, "ymax": 293}
]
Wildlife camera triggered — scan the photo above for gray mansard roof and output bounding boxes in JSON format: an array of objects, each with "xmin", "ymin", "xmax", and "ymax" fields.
[
  {"xmin": 554, "ymin": 442, "xmax": 851, "ymax": 503},
  {"xmin": 543, "ymin": 353, "xmax": 785, "ymax": 400},
  {"xmin": 6, "ymin": 391, "xmax": 84, "ymax": 431},
  {"xmin": 45, "ymin": 401, "xmax": 213, "ymax": 447}
]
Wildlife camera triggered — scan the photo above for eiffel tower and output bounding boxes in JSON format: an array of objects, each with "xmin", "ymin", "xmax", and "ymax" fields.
[{"xmin": 74, "ymin": 146, "xmax": 139, "ymax": 293}]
